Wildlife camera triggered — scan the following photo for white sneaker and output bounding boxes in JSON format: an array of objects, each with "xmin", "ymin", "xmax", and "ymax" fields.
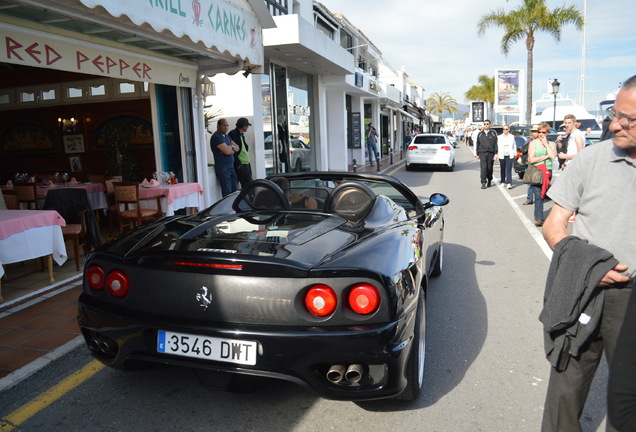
[{"xmin": 507, "ymin": 184, "xmax": 512, "ymax": 189}]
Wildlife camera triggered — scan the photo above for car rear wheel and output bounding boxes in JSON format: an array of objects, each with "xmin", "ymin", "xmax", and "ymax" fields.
[
  {"xmin": 294, "ymin": 159, "xmax": 303, "ymax": 172},
  {"xmin": 405, "ymin": 161, "xmax": 412, "ymax": 171},
  {"xmin": 395, "ymin": 289, "xmax": 425, "ymax": 401},
  {"xmin": 430, "ymin": 243, "xmax": 443, "ymax": 277}
]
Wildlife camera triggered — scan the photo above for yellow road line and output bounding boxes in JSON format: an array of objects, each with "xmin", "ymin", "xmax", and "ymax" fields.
[{"xmin": 0, "ymin": 360, "xmax": 104, "ymax": 431}]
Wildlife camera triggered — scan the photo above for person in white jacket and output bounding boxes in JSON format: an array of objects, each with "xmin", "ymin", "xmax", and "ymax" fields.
[{"xmin": 497, "ymin": 125, "xmax": 516, "ymax": 189}]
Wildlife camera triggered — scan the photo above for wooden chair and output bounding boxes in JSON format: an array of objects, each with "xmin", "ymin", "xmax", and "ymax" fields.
[
  {"xmin": 113, "ymin": 182, "xmax": 162, "ymax": 234},
  {"xmin": 3, "ymin": 192, "xmax": 18, "ymax": 209},
  {"xmin": 14, "ymin": 182, "xmax": 39, "ymax": 209},
  {"xmin": 62, "ymin": 209, "xmax": 89, "ymax": 271}
]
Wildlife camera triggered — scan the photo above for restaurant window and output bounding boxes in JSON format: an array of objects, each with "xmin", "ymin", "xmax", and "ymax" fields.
[
  {"xmin": 118, "ymin": 82, "xmax": 136, "ymax": 94},
  {"xmin": 264, "ymin": 0, "xmax": 288, "ymax": 16},
  {"xmin": 0, "ymin": 93, "xmax": 9, "ymax": 105},
  {"xmin": 90, "ymin": 84, "xmax": 106, "ymax": 97},
  {"xmin": 41, "ymin": 89, "xmax": 56, "ymax": 101},
  {"xmin": 20, "ymin": 90, "xmax": 35, "ymax": 103},
  {"xmin": 66, "ymin": 86, "xmax": 83, "ymax": 99}
]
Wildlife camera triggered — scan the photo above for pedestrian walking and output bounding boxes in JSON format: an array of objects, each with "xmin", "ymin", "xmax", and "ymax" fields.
[
  {"xmin": 475, "ymin": 120, "xmax": 498, "ymax": 188},
  {"xmin": 366, "ymin": 123, "xmax": 379, "ymax": 166},
  {"xmin": 522, "ymin": 126, "xmax": 541, "ymax": 206},
  {"xmin": 539, "ymin": 75, "xmax": 636, "ymax": 432},
  {"xmin": 497, "ymin": 125, "xmax": 515, "ymax": 189},
  {"xmin": 527, "ymin": 124, "xmax": 556, "ymax": 226}
]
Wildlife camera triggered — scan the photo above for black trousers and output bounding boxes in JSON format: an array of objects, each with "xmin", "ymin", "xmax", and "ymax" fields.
[
  {"xmin": 541, "ymin": 285, "xmax": 633, "ymax": 432},
  {"xmin": 479, "ymin": 151, "xmax": 495, "ymax": 184},
  {"xmin": 236, "ymin": 163, "xmax": 253, "ymax": 189}
]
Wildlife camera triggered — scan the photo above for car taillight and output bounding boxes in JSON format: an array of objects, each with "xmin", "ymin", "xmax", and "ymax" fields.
[
  {"xmin": 441, "ymin": 146, "xmax": 452, "ymax": 151},
  {"xmin": 408, "ymin": 145, "xmax": 418, "ymax": 151},
  {"xmin": 348, "ymin": 284, "xmax": 380, "ymax": 315},
  {"xmin": 305, "ymin": 284, "xmax": 337, "ymax": 317},
  {"xmin": 86, "ymin": 265, "xmax": 105, "ymax": 290},
  {"xmin": 106, "ymin": 270, "xmax": 130, "ymax": 298}
]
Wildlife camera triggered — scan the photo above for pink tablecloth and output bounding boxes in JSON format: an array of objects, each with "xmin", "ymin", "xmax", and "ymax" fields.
[
  {"xmin": 133, "ymin": 183, "xmax": 203, "ymax": 217},
  {"xmin": 0, "ymin": 209, "xmax": 66, "ymax": 240},
  {"xmin": 139, "ymin": 183, "xmax": 203, "ymax": 204},
  {"xmin": 2, "ymin": 183, "xmax": 108, "ymax": 210}
]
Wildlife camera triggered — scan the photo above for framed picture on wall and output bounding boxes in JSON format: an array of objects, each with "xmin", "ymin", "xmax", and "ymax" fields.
[
  {"xmin": 63, "ymin": 134, "xmax": 85, "ymax": 153},
  {"xmin": 69, "ymin": 156, "xmax": 82, "ymax": 172}
]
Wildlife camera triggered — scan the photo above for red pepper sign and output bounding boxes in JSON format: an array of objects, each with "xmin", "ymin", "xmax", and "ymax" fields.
[{"xmin": 4, "ymin": 36, "xmax": 152, "ymax": 80}]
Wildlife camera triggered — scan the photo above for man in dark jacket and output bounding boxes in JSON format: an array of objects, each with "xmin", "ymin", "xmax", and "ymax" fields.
[
  {"xmin": 475, "ymin": 120, "xmax": 498, "ymax": 188},
  {"xmin": 228, "ymin": 117, "xmax": 253, "ymax": 189}
]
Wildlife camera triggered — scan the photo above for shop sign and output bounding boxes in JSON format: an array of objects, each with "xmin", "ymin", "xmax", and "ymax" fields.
[
  {"xmin": 0, "ymin": 25, "xmax": 197, "ymax": 88},
  {"xmin": 79, "ymin": 0, "xmax": 263, "ymax": 65},
  {"xmin": 354, "ymin": 72, "xmax": 363, "ymax": 87},
  {"xmin": 369, "ymin": 79, "xmax": 379, "ymax": 94}
]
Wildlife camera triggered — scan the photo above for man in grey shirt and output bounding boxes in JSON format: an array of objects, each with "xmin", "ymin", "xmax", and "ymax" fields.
[{"xmin": 540, "ymin": 75, "xmax": 636, "ymax": 432}]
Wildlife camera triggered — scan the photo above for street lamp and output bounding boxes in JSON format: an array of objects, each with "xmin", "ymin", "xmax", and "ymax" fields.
[{"xmin": 551, "ymin": 79, "xmax": 561, "ymax": 130}]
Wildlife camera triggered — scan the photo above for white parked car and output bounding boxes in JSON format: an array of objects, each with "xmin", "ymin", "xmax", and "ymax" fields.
[
  {"xmin": 405, "ymin": 133, "xmax": 456, "ymax": 171},
  {"xmin": 264, "ymin": 136, "xmax": 311, "ymax": 173}
]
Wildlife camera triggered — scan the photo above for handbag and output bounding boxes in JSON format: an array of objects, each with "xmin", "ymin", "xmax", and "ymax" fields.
[{"xmin": 523, "ymin": 162, "xmax": 543, "ymax": 185}]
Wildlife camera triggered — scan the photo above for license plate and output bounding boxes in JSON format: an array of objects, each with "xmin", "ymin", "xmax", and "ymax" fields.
[{"xmin": 157, "ymin": 330, "xmax": 257, "ymax": 366}]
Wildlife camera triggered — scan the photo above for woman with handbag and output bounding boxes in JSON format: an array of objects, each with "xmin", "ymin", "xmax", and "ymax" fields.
[{"xmin": 527, "ymin": 123, "xmax": 556, "ymax": 226}]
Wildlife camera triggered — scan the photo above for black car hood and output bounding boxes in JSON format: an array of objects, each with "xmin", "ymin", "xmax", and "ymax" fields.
[{"xmin": 100, "ymin": 211, "xmax": 365, "ymax": 269}]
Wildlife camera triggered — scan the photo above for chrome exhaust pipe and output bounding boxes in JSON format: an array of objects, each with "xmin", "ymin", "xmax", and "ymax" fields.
[
  {"xmin": 99, "ymin": 340, "xmax": 111, "ymax": 354},
  {"xmin": 89, "ymin": 338, "xmax": 100, "ymax": 352},
  {"xmin": 345, "ymin": 364, "xmax": 363, "ymax": 383},
  {"xmin": 326, "ymin": 365, "xmax": 345, "ymax": 383}
]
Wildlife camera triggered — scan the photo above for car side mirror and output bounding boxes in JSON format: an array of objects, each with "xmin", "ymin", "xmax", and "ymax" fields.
[{"xmin": 423, "ymin": 193, "xmax": 449, "ymax": 210}]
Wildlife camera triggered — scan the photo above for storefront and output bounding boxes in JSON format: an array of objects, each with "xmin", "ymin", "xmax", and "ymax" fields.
[{"xmin": 0, "ymin": 0, "xmax": 274, "ymax": 208}]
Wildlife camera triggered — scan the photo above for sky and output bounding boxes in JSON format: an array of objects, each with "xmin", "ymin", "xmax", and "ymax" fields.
[{"xmin": 318, "ymin": 0, "xmax": 636, "ymax": 115}]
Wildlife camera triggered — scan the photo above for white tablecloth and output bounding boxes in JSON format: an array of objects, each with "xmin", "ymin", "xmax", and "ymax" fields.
[{"xmin": 0, "ymin": 225, "xmax": 67, "ymax": 279}]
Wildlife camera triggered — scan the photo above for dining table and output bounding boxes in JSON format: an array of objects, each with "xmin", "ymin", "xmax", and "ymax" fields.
[
  {"xmin": 137, "ymin": 182, "xmax": 204, "ymax": 216},
  {"xmin": 0, "ymin": 209, "xmax": 68, "ymax": 301},
  {"xmin": 1, "ymin": 182, "xmax": 108, "ymax": 212}
]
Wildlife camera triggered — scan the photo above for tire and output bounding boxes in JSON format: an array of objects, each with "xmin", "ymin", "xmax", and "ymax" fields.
[
  {"xmin": 405, "ymin": 161, "xmax": 412, "ymax": 171},
  {"xmin": 518, "ymin": 171, "xmax": 524, "ymax": 179},
  {"xmin": 447, "ymin": 160, "xmax": 455, "ymax": 172},
  {"xmin": 395, "ymin": 290, "xmax": 425, "ymax": 401},
  {"xmin": 430, "ymin": 242, "xmax": 443, "ymax": 277},
  {"xmin": 294, "ymin": 159, "xmax": 302, "ymax": 172}
]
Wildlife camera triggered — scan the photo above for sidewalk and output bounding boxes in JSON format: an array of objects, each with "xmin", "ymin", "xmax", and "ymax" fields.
[{"xmin": 0, "ymin": 278, "xmax": 83, "ymax": 391}]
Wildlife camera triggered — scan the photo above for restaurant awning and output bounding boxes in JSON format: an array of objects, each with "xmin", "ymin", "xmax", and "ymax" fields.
[{"xmin": 0, "ymin": 0, "xmax": 275, "ymax": 86}]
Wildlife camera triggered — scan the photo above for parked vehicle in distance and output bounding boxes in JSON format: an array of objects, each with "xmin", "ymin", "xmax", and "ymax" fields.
[
  {"xmin": 289, "ymin": 138, "xmax": 311, "ymax": 172},
  {"xmin": 264, "ymin": 136, "xmax": 312, "ymax": 173},
  {"xmin": 405, "ymin": 133, "xmax": 455, "ymax": 171},
  {"xmin": 77, "ymin": 172, "xmax": 449, "ymax": 401}
]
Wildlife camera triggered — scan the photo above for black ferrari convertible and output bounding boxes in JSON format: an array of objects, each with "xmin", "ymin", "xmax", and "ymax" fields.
[{"xmin": 77, "ymin": 172, "xmax": 449, "ymax": 401}]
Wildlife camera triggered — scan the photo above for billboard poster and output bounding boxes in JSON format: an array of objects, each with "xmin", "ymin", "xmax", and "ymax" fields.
[
  {"xmin": 495, "ymin": 69, "xmax": 521, "ymax": 114},
  {"xmin": 471, "ymin": 102, "xmax": 485, "ymax": 123}
]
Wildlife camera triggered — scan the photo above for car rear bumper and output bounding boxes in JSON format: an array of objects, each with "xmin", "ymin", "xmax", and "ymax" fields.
[
  {"xmin": 78, "ymin": 294, "xmax": 416, "ymax": 401},
  {"xmin": 406, "ymin": 154, "xmax": 453, "ymax": 167}
]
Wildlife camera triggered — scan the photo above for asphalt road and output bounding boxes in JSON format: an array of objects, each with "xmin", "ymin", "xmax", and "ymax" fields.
[{"xmin": 0, "ymin": 145, "xmax": 611, "ymax": 432}]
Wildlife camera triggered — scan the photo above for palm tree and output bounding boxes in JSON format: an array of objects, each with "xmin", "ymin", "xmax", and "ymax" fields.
[
  {"xmin": 465, "ymin": 75, "xmax": 495, "ymax": 120},
  {"xmin": 426, "ymin": 92, "xmax": 459, "ymax": 123},
  {"xmin": 477, "ymin": 0, "xmax": 583, "ymax": 124}
]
